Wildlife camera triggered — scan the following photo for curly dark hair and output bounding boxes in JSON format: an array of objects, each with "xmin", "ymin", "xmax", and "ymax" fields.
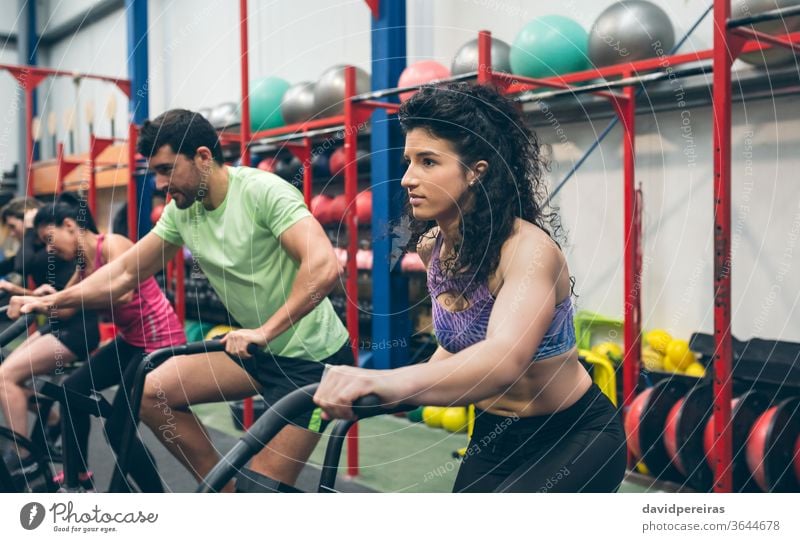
[{"xmin": 398, "ymin": 82, "xmax": 565, "ymax": 290}]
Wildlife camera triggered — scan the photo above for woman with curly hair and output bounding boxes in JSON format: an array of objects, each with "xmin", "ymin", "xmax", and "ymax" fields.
[{"xmin": 314, "ymin": 82, "xmax": 626, "ymax": 493}]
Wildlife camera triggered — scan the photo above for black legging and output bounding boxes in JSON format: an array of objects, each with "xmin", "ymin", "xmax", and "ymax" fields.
[
  {"xmin": 62, "ymin": 337, "xmax": 163, "ymax": 492},
  {"xmin": 453, "ymin": 384, "xmax": 627, "ymax": 492}
]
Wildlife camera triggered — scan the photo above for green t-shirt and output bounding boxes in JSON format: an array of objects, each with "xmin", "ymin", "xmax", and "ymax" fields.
[{"xmin": 152, "ymin": 166, "xmax": 349, "ymax": 360}]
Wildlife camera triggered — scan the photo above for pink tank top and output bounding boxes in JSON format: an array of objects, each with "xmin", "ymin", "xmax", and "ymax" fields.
[{"xmin": 86, "ymin": 234, "xmax": 186, "ymax": 352}]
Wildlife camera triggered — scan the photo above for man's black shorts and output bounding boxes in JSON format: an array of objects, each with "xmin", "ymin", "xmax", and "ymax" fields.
[{"xmin": 236, "ymin": 341, "xmax": 354, "ymax": 432}]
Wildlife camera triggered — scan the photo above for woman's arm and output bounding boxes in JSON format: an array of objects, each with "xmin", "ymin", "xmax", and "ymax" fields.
[
  {"xmin": 0, "ymin": 278, "xmax": 27, "ymax": 296},
  {"xmin": 38, "ymin": 268, "xmax": 81, "ymax": 320},
  {"xmin": 427, "ymin": 345, "xmax": 453, "ymax": 364},
  {"xmin": 8, "ymin": 232, "xmax": 176, "ymax": 318},
  {"xmin": 315, "ymin": 229, "xmax": 563, "ymax": 418}
]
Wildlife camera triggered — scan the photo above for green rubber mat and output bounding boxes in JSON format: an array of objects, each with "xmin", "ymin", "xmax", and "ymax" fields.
[{"xmin": 194, "ymin": 402, "xmax": 663, "ymax": 493}]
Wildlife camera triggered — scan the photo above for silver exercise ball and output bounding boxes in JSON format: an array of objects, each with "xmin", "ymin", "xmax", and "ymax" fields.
[
  {"xmin": 209, "ymin": 102, "xmax": 239, "ymax": 128},
  {"xmin": 314, "ymin": 66, "xmax": 371, "ymax": 117},
  {"xmin": 280, "ymin": 81, "xmax": 317, "ymax": 125},
  {"xmin": 733, "ymin": 0, "xmax": 800, "ymax": 67},
  {"xmin": 588, "ymin": 1, "xmax": 675, "ymax": 68},
  {"xmin": 451, "ymin": 37, "xmax": 512, "ymax": 75}
]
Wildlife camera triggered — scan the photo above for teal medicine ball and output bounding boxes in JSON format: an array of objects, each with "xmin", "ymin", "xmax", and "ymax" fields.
[{"xmin": 510, "ymin": 15, "xmax": 590, "ymax": 78}]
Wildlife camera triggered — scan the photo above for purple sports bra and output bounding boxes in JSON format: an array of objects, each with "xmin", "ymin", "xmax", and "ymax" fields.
[{"xmin": 428, "ymin": 232, "xmax": 576, "ymax": 360}]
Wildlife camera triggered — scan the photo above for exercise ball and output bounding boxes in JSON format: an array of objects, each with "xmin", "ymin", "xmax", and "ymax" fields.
[
  {"xmin": 249, "ymin": 76, "xmax": 290, "ymax": 131},
  {"xmin": 356, "ymin": 190, "xmax": 372, "ymax": 224},
  {"xmin": 311, "ymin": 151, "xmax": 331, "ymax": 177},
  {"xmin": 733, "ymin": 0, "xmax": 800, "ymax": 66},
  {"xmin": 665, "ymin": 339, "xmax": 694, "ymax": 371},
  {"xmin": 311, "ymin": 194, "xmax": 333, "ymax": 224},
  {"xmin": 280, "ymin": 81, "xmax": 317, "ymax": 125},
  {"xmin": 327, "ymin": 147, "xmax": 370, "ymax": 177},
  {"xmin": 355, "ymin": 249, "xmax": 373, "ymax": 270},
  {"xmin": 274, "ymin": 155, "xmax": 303, "ymax": 181},
  {"xmin": 398, "ymin": 60, "xmax": 451, "ymax": 101},
  {"xmin": 422, "ymin": 406, "xmax": 447, "ymax": 428},
  {"xmin": 510, "ymin": 15, "xmax": 590, "ymax": 77},
  {"xmin": 208, "ymin": 102, "xmax": 239, "ymax": 129},
  {"xmin": 451, "ymin": 37, "xmax": 512, "ymax": 75},
  {"xmin": 329, "ymin": 146, "xmax": 346, "ymax": 177},
  {"xmin": 441, "ymin": 407, "xmax": 468, "ymax": 433},
  {"xmin": 588, "ymin": 1, "xmax": 675, "ymax": 68},
  {"xmin": 257, "ymin": 157, "xmax": 279, "ymax": 172},
  {"xmin": 314, "ymin": 65, "xmax": 371, "ymax": 117},
  {"xmin": 205, "ymin": 325, "xmax": 236, "ymax": 340},
  {"xmin": 356, "ymin": 148, "xmax": 370, "ymax": 173},
  {"xmin": 328, "ymin": 194, "xmax": 347, "ymax": 223},
  {"xmin": 644, "ymin": 329, "xmax": 672, "ymax": 354},
  {"xmin": 150, "ymin": 203, "xmax": 165, "ymax": 225}
]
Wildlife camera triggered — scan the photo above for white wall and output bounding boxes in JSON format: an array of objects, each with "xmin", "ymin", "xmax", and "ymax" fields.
[
  {"xmin": 1, "ymin": 3, "xmax": 21, "ymax": 34},
  {"xmin": 1, "ymin": 1, "xmax": 27, "ymax": 177},
  {"xmin": 146, "ymin": 0, "xmax": 372, "ymax": 115},
  {"xmin": 39, "ymin": 0, "xmax": 106, "ymax": 33},
  {"xmin": 545, "ymin": 95, "xmax": 800, "ymax": 342},
  {"xmin": 0, "ymin": 44, "xmax": 22, "ymax": 178},
  {"xmin": 37, "ymin": 7, "xmax": 128, "ymax": 158}
]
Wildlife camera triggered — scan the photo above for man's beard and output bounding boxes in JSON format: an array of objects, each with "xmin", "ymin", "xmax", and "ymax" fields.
[{"xmin": 172, "ymin": 166, "xmax": 207, "ymax": 209}]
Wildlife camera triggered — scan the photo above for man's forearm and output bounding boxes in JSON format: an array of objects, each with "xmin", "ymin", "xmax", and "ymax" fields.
[{"xmin": 258, "ymin": 261, "xmax": 337, "ymax": 341}]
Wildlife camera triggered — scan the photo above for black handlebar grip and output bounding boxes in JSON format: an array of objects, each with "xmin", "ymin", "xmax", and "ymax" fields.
[
  {"xmin": 351, "ymin": 394, "xmax": 414, "ymax": 418},
  {"xmin": 0, "ymin": 312, "xmax": 37, "ymax": 347},
  {"xmin": 181, "ymin": 339, "xmax": 226, "ymax": 356}
]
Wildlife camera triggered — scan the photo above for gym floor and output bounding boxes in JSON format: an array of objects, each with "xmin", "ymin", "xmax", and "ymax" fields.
[{"xmin": 192, "ymin": 403, "xmax": 659, "ymax": 493}]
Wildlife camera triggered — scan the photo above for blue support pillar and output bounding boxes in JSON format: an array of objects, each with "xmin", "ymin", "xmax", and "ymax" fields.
[
  {"xmin": 26, "ymin": 0, "xmax": 38, "ymax": 65},
  {"xmin": 126, "ymin": 0, "xmax": 153, "ymax": 239},
  {"xmin": 17, "ymin": 0, "xmax": 38, "ymax": 189},
  {"xmin": 28, "ymin": 0, "xmax": 38, "ymax": 163},
  {"xmin": 370, "ymin": 1, "xmax": 409, "ymax": 368}
]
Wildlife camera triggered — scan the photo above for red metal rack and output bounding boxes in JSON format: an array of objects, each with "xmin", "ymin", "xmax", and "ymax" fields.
[
  {"xmin": 1, "ymin": 64, "xmax": 186, "ymax": 324},
  {"xmin": 709, "ymin": 0, "xmax": 799, "ymax": 493}
]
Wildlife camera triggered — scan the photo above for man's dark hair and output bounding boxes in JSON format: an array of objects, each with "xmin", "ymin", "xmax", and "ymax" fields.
[{"xmin": 137, "ymin": 109, "xmax": 224, "ymax": 165}]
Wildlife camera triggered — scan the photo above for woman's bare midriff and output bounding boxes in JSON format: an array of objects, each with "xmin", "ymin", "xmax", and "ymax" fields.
[{"xmin": 475, "ymin": 350, "xmax": 592, "ymax": 417}]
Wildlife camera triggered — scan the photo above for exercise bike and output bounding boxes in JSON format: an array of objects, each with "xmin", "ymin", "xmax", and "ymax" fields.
[{"xmin": 195, "ymin": 345, "xmax": 412, "ymax": 493}]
